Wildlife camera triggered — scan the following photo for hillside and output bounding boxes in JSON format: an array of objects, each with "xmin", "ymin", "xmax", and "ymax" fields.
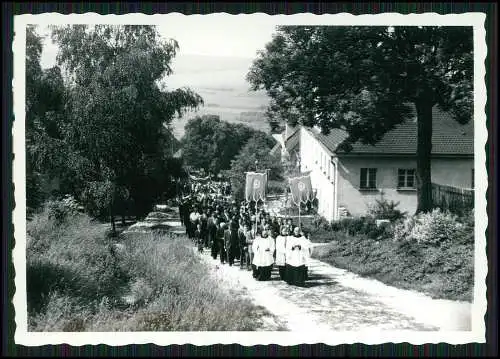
[{"xmin": 164, "ymin": 54, "xmax": 271, "ymax": 139}]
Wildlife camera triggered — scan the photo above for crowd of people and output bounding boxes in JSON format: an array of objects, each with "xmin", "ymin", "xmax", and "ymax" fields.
[{"xmin": 177, "ymin": 182, "xmax": 312, "ymax": 287}]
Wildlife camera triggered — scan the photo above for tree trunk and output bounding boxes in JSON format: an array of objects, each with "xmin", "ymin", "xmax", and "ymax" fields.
[
  {"xmin": 121, "ymin": 214, "xmax": 126, "ymax": 226},
  {"xmin": 110, "ymin": 205, "xmax": 116, "ymax": 235},
  {"xmin": 415, "ymin": 100, "xmax": 433, "ymax": 214}
]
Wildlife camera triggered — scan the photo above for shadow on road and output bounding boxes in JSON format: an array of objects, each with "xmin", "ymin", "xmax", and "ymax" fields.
[{"xmin": 303, "ymin": 280, "xmax": 339, "ymax": 288}]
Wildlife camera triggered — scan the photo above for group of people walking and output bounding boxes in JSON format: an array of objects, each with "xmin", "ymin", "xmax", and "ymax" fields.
[{"xmin": 177, "ymin": 188, "xmax": 312, "ymax": 287}]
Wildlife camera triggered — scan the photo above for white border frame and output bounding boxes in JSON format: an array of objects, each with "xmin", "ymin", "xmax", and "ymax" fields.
[{"xmin": 12, "ymin": 12, "xmax": 488, "ymax": 346}]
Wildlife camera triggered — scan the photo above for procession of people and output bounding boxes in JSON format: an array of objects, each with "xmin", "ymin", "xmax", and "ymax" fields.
[{"xmin": 176, "ymin": 175, "xmax": 313, "ymax": 287}]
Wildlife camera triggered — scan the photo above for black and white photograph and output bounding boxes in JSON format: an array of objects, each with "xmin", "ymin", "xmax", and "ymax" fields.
[{"xmin": 12, "ymin": 12, "xmax": 487, "ymax": 346}]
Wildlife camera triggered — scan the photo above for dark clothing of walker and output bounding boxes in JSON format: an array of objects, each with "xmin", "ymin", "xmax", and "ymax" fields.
[
  {"xmin": 223, "ymin": 228, "xmax": 240, "ymax": 266},
  {"xmin": 285, "ymin": 264, "xmax": 307, "ymax": 286},
  {"xmin": 208, "ymin": 219, "xmax": 218, "ymax": 259},
  {"xmin": 194, "ymin": 229, "xmax": 203, "ymax": 253},
  {"xmin": 216, "ymin": 227, "xmax": 226, "ymax": 264},
  {"xmin": 200, "ymin": 214, "xmax": 208, "ymax": 248},
  {"xmin": 253, "ymin": 264, "xmax": 272, "ymax": 281},
  {"xmin": 238, "ymin": 230, "xmax": 247, "ymax": 269}
]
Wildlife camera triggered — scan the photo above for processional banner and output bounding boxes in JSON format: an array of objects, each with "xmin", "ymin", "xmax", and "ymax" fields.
[
  {"xmin": 245, "ymin": 172, "xmax": 267, "ymax": 202},
  {"xmin": 289, "ymin": 175, "xmax": 314, "ymax": 205}
]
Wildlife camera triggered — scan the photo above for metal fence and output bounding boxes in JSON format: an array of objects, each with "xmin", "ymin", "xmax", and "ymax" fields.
[{"xmin": 431, "ymin": 183, "xmax": 474, "ymax": 214}]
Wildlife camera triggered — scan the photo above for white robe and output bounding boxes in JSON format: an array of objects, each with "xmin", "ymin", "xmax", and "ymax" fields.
[
  {"xmin": 286, "ymin": 235, "xmax": 307, "ymax": 267},
  {"xmin": 252, "ymin": 235, "xmax": 275, "ymax": 267},
  {"xmin": 300, "ymin": 237, "xmax": 312, "ymax": 267},
  {"xmin": 274, "ymin": 235, "xmax": 287, "ymax": 267}
]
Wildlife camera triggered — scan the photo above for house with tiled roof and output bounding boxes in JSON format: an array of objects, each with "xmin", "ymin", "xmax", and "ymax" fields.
[{"xmin": 299, "ymin": 106, "xmax": 474, "ymax": 220}]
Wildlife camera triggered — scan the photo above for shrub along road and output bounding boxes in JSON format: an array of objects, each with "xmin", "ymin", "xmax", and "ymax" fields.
[{"xmin": 130, "ymin": 206, "xmax": 471, "ymax": 332}]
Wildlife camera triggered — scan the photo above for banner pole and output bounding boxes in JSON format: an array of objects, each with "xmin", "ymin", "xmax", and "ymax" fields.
[
  {"xmin": 255, "ymin": 200, "xmax": 258, "ymax": 236},
  {"xmin": 298, "ymin": 201, "xmax": 301, "ymax": 230}
]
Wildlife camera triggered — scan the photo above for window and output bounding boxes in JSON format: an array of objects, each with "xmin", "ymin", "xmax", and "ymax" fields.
[
  {"xmin": 398, "ymin": 169, "xmax": 416, "ymax": 188},
  {"xmin": 360, "ymin": 168, "xmax": 377, "ymax": 189}
]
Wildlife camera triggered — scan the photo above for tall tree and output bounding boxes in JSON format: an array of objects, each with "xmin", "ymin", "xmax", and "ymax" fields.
[
  {"xmin": 247, "ymin": 26, "xmax": 473, "ymax": 213},
  {"xmin": 181, "ymin": 115, "xmax": 267, "ymax": 174},
  {"xmin": 51, "ymin": 25, "xmax": 203, "ymax": 230},
  {"xmin": 26, "ymin": 26, "xmax": 69, "ymax": 210}
]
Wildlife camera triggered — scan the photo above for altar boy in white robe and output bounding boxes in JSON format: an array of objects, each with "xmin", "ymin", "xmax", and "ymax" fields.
[
  {"xmin": 285, "ymin": 227, "xmax": 308, "ymax": 286},
  {"xmin": 252, "ymin": 227, "xmax": 275, "ymax": 281},
  {"xmin": 274, "ymin": 227, "xmax": 288, "ymax": 280}
]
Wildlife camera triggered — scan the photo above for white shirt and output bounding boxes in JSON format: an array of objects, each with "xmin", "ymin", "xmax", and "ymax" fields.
[
  {"xmin": 252, "ymin": 235, "xmax": 275, "ymax": 267},
  {"xmin": 190, "ymin": 212, "xmax": 200, "ymax": 223},
  {"xmin": 274, "ymin": 235, "xmax": 287, "ymax": 266}
]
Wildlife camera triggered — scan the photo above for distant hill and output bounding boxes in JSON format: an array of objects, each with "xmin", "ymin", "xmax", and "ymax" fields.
[{"xmin": 164, "ymin": 54, "xmax": 271, "ymax": 140}]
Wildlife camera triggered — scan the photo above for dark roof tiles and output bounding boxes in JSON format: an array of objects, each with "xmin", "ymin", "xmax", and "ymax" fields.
[{"xmin": 311, "ymin": 106, "xmax": 473, "ymax": 156}]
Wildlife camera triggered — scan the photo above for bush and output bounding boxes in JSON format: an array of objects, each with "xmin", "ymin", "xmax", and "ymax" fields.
[
  {"xmin": 368, "ymin": 199, "xmax": 407, "ymax": 222},
  {"xmin": 312, "ymin": 214, "xmax": 330, "ymax": 230},
  {"xmin": 27, "ymin": 207, "xmax": 127, "ymax": 316},
  {"xmin": 394, "ymin": 208, "xmax": 465, "ymax": 245},
  {"xmin": 46, "ymin": 195, "xmax": 81, "ymax": 225},
  {"xmin": 311, "ymin": 214, "xmax": 474, "ymax": 301}
]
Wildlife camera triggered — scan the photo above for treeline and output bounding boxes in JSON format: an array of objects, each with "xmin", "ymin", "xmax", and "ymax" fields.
[
  {"xmin": 180, "ymin": 115, "xmax": 284, "ymax": 200},
  {"xmin": 26, "ymin": 25, "xmax": 202, "ymax": 230}
]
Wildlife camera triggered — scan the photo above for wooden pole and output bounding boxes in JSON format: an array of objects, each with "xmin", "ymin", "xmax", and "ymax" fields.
[
  {"xmin": 255, "ymin": 199, "xmax": 258, "ymax": 236},
  {"xmin": 298, "ymin": 201, "xmax": 301, "ymax": 230}
]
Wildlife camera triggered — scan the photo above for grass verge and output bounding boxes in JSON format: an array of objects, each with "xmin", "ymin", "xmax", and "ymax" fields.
[
  {"xmin": 27, "ymin": 205, "xmax": 270, "ymax": 331},
  {"xmin": 311, "ymin": 230, "xmax": 473, "ymax": 302}
]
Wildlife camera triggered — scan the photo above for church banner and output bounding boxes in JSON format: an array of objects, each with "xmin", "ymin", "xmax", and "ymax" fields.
[
  {"xmin": 245, "ymin": 172, "xmax": 267, "ymax": 202},
  {"xmin": 289, "ymin": 175, "xmax": 314, "ymax": 205}
]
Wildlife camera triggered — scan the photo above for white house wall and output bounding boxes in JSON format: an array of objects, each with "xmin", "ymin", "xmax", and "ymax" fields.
[
  {"xmin": 300, "ymin": 127, "xmax": 336, "ymax": 221},
  {"xmin": 300, "ymin": 126, "xmax": 473, "ymax": 220},
  {"xmin": 337, "ymin": 156, "xmax": 474, "ymax": 217}
]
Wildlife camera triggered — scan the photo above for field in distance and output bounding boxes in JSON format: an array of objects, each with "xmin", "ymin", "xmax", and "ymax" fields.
[{"xmin": 164, "ymin": 54, "xmax": 271, "ymax": 139}]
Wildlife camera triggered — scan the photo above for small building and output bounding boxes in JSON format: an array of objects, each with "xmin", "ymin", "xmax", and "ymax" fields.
[{"xmin": 299, "ymin": 106, "xmax": 474, "ymax": 221}]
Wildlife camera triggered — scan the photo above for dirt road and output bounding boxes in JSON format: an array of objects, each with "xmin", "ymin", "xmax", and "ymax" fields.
[{"xmin": 126, "ymin": 206, "xmax": 471, "ymax": 332}]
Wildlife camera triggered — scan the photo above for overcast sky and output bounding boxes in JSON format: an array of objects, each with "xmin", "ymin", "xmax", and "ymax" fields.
[{"xmin": 39, "ymin": 18, "xmax": 279, "ymax": 69}]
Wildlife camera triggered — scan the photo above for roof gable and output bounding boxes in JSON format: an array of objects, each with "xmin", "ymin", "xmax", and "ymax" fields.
[{"xmin": 311, "ymin": 106, "xmax": 473, "ymax": 156}]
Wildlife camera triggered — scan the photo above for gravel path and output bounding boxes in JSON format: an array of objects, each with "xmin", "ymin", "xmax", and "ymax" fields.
[
  {"xmin": 126, "ymin": 206, "xmax": 471, "ymax": 332},
  {"xmin": 199, "ymin": 249, "xmax": 437, "ymax": 331}
]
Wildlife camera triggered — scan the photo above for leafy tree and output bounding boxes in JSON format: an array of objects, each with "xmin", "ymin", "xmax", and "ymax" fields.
[
  {"xmin": 26, "ymin": 26, "xmax": 69, "ymax": 211},
  {"xmin": 247, "ymin": 26, "xmax": 473, "ymax": 213},
  {"xmin": 181, "ymin": 115, "xmax": 268, "ymax": 174},
  {"xmin": 226, "ymin": 133, "xmax": 283, "ymax": 200},
  {"xmin": 51, "ymin": 25, "xmax": 203, "ymax": 231}
]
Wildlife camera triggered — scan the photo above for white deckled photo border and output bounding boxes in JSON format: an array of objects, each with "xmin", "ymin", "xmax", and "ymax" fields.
[{"xmin": 12, "ymin": 12, "xmax": 488, "ymax": 346}]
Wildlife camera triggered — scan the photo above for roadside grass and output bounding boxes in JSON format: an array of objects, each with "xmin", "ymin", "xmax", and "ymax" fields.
[
  {"xmin": 311, "ymin": 228, "xmax": 474, "ymax": 302},
  {"xmin": 27, "ymin": 205, "xmax": 269, "ymax": 331}
]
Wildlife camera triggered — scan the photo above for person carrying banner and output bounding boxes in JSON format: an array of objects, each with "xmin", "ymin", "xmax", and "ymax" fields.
[
  {"xmin": 252, "ymin": 227, "xmax": 275, "ymax": 281},
  {"xmin": 275, "ymin": 227, "xmax": 289, "ymax": 280},
  {"xmin": 285, "ymin": 226, "xmax": 308, "ymax": 286}
]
